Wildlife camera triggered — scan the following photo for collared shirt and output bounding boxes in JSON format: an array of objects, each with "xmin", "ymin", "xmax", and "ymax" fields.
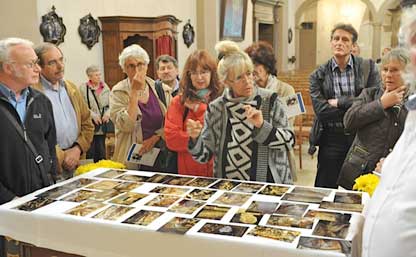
[
  {"xmin": 362, "ymin": 109, "xmax": 416, "ymax": 257},
  {"xmin": 40, "ymin": 75, "xmax": 78, "ymax": 149},
  {"xmin": 0, "ymin": 83, "xmax": 30, "ymax": 123},
  {"xmin": 331, "ymin": 55, "xmax": 355, "ymax": 98}
]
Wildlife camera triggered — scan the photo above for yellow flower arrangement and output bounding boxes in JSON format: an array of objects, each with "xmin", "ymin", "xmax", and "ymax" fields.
[
  {"xmin": 353, "ymin": 173, "xmax": 380, "ymax": 196},
  {"xmin": 75, "ymin": 160, "xmax": 126, "ymax": 176}
]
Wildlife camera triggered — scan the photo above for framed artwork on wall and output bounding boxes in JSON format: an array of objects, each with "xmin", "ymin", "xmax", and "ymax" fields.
[{"xmin": 220, "ymin": 0, "xmax": 248, "ymax": 42}]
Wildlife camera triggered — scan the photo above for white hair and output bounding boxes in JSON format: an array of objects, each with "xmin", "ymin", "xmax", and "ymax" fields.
[
  {"xmin": 0, "ymin": 37, "xmax": 34, "ymax": 72},
  {"xmin": 118, "ymin": 44, "xmax": 149, "ymax": 72}
]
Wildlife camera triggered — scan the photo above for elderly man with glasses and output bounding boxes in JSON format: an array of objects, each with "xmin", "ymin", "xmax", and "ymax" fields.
[{"xmin": 32, "ymin": 43, "xmax": 93, "ymax": 180}]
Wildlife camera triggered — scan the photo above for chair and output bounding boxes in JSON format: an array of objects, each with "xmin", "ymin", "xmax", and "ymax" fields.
[{"xmin": 293, "ymin": 106, "xmax": 315, "ymax": 170}]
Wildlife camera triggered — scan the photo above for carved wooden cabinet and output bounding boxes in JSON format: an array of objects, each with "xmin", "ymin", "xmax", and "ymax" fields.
[{"xmin": 99, "ymin": 15, "xmax": 181, "ymax": 87}]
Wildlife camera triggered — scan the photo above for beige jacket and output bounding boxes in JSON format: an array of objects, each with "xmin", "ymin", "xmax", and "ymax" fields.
[
  {"xmin": 109, "ymin": 77, "xmax": 172, "ymax": 165},
  {"xmin": 33, "ymin": 80, "xmax": 94, "ymax": 168}
]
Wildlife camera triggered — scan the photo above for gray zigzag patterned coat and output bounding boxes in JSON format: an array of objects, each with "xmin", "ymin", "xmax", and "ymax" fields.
[{"xmin": 188, "ymin": 87, "xmax": 295, "ymax": 184}]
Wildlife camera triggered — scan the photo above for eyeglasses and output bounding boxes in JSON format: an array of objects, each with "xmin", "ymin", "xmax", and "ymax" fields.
[
  {"xmin": 127, "ymin": 62, "xmax": 146, "ymax": 70},
  {"xmin": 46, "ymin": 57, "xmax": 65, "ymax": 67},
  {"xmin": 8, "ymin": 59, "xmax": 40, "ymax": 69},
  {"xmin": 228, "ymin": 71, "xmax": 253, "ymax": 83},
  {"xmin": 189, "ymin": 70, "xmax": 210, "ymax": 77}
]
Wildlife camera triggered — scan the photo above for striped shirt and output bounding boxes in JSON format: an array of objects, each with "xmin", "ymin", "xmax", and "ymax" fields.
[{"xmin": 331, "ymin": 56, "xmax": 355, "ymax": 98}]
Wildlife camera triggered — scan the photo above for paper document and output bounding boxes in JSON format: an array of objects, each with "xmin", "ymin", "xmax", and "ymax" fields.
[
  {"xmin": 281, "ymin": 92, "xmax": 306, "ymax": 118},
  {"xmin": 126, "ymin": 143, "xmax": 160, "ymax": 166}
]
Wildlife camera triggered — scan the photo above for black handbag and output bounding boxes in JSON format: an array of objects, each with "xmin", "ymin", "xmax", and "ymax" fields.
[{"xmin": 337, "ymin": 144, "xmax": 370, "ymax": 189}]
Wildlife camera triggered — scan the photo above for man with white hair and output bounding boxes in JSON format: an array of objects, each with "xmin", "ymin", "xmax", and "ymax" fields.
[
  {"xmin": 0, "ymin": 37, "xmax": 57, "ymax": 256},
  {"xmin": 33, "ymin": 43, "xmax": 93, "ymax": 179}
]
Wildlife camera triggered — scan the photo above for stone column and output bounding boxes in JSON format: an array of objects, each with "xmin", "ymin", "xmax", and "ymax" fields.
[{"xmin": 372, "ymin": 22, "xmax": 382, "ymax": 60}]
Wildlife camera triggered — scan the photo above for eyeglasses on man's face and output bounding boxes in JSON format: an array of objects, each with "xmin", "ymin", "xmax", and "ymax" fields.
[
  {"xmin": 8, "ymin": 58, "xmax": 40, "ymax": 69},
  {"xmin": 126, "ymin": 62, "xmax": 146, "ymax": 70},
  {"xmin": 189, "ymin": 69, "xmax": 211, "ymax": 77},
  {"xmin": 46, "ymin": 57, "xmax": 65, "ymax": 67}
]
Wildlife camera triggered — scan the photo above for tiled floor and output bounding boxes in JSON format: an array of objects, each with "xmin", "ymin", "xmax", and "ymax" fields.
[{"xmin": 293, "ymin": 143, "xmax": 318, "ymax": 187}]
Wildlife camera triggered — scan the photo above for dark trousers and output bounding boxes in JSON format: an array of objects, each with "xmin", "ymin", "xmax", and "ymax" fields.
[
  {"xmin": 314, "ymin": 131, "xmax": 354, "ymax": 188},
  {"xmin": 86, "ymin": 135, "xmax": 106, "ymax": 162}
]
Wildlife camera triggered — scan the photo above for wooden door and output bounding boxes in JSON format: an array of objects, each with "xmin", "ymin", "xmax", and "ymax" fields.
[{"xmin": 299, "ymin": 24, "xmax": 316, "ymax": 70}]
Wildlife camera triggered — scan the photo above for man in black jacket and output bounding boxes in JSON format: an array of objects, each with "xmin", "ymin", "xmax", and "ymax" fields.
[{"xmin": 309, "ymin": 24, "xmax": 381, "ymax": 188}]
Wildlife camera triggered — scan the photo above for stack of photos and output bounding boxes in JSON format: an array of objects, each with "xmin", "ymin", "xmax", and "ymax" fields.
[
  {"xmin": 168, "ymin": 199, "xmax": 205, "ymax": 214},
  {"xmin": 213, "ymin": 192, "xmax": 252, "ymax": 206},
  {"xmin": 14, "ymin": 198, "xmax": 56, "ymax": 211},
  {"xmin": 259, "ymin": 185, "xmax": 290, "ymax": 196},
  {"xmin": 95, "ymin": 169, "xmax": 126, "ymax": 179},
  {"xmin": 150, "ymin": 186, "xmax": 189, "ymax": 196},
  {"xmin": 199, "ymin": 223, "xmax": 249, "ymax": 237},
  {"xmin": 275, "ymin": 202, "xmax": 309, "ymax": 217},
  {"xmin": 297, "ymin": 236, "xmax": 351, "ymax": 255},
  {"xmin": 210, "ymin": 179, "xmax": 240, "ymax": 191},
  {"xmin": 195, "ymin": 205, "xmax": 231, "ymax": 220},
  {"xmin": 185, "ymin": 177, "xmax": 218, "ymax": 187},
  {"xmin": 122, "ymin": 209, "xmax": 163, "ymax": 226},
  {"xmin": 232, "ymin": 182, "xmax": 264, "ymax": 194},
  {"xmin": 185, "ymin": 188, "xmax": 217, "ymax": 201},
  {"xmin": 158, "ymin": 217, "xmax": 199, "ymax": 234},
  {"xmin": 248, "ymin": 226, "xmax": 301, "ymax": 243},
  {"xmin": 66, "ymin": 200, "xmax": 106, "ymax": 216},
  {"xmin": 145, "ymin": 195, "xmax": 180, "ymax": 208},
  {"xmin": 246, "ymin": 201, "xmax": 279, "ymax": 214},
  {"xmin": 109, "ymin": 192, "xmax": 148, "ymax": 205},
  {"xmin": 319, "ymin": 201, "xmax": 364, "ymax": 213},
  {"xmin": 267, "ymin": 215, "xmax": 314, "ymax": 229},
  {"xmin": 312, "ymin": 220, "xmax": 350, "ymax": 239},
  {"xmin": 93, "ymin": 205, "xmax": 133, "ymax": 220},
  {"xmin": 230, "ymin": 210, "xmax": 263, "ymax": 225}
]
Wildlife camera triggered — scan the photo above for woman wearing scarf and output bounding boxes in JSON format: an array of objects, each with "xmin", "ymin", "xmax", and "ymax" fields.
[
  {"xmin": 187, "ymin": 41, "xmax": 294, "ymax": 184},
  {"xmin": 164, "ymin": 50, "xmax": 221, "ymax": 176}
]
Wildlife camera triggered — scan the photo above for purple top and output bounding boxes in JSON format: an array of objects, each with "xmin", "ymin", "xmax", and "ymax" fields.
[{"xmin": 138, "ymin": 88, "xmax": 163, "ymax": 140}]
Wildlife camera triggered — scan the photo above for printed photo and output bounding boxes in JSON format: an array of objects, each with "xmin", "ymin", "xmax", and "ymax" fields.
[
  {"xmin": 334, "ymin": 192, "xmax": 362, "ymax": 204},
  {"xmin": 86, "ymin": 180, "xmax": 122, "ymax": 191},
  {"xmin": 304, "ymin": 210, "xmax": 351, "ymax": 223},
  {"xmin": 195, "ymin": 205, "xmax": 231, "ymax": 220},
  {"xmin": 116, "ymin": 174, "xmax": 150, "ymax": 182},
  {"xmin": 95, "ymin": 169, "xmax": 126, "ymax": 179},
  {"xmin": 35, "ymin": 186, "xmax": 75, "ymax": 200},
  {"xmin": 89, "ymin": 189, "xmax": 120, "ymax": 202},
  {"xmin": 267, "ymin": 215, "xmax": 314, "ymax": 229},
  {"xmin": 199, "ymin": 222, "xmax": 249, "ymax": 237},
  {"xmin": 113, "ymin": 182, "xmax": 142, "ymax": 193},
  {"xmin": 145, "ymin": 195, "xmax": 181, "ymax": 208},
  {"xmin": 248, "ymin": 226, "xmax": 301, "ymax": 243},
  {"xmin": 246, "ymin": 201, "xmax": 279, "ymax": 214},
  {"xmin": 158, "ymin": 217, "xmax": 199, "ymax": 234},
  {"xmin": 259, "ymin": 185, "xmax": 290, "ymax": 196},
  {"xmin": 168, "ymin": 199, "xmax": 205, "ymax": 215},
  {"xmin": 210, "ymin": 179, "xmax": 240, "ymax": 191},
  {"xmin": 122, "ymin": 209, "xmax": 164, "ymax": 226},
  {"xmin": 150, "ymin": 186, "xmax": 190, "ymax": 196},
  {"xmin": 213, "ymin": 192, "xmax": 251, "ymax": 206},
  {"xmin": 319, "ymin": 201, "xmax": 364, "ymax": 213},
  {"xmin": 185, "ymin": 177, "xmax": 218, "ymax": 188},
  {"xmin": 165, "ymin": 176, "xmax": 195, "ymax": 186},
  {"xmin": 297, "ymin": 236, "xmax": 351, "ymax": 255},
  {"xmin": 232, "ymin": 182, "xmax": 264, "ymax": 194},
  {"xmin": 93, "ymin": 205, "xmax": 133, "ymax": 220},
  {"xmin": 63, "ymin": 178, "xmax": 98, "ymax": 189},
  {"xmin": 186, "ymin": 188, "xmax": 217, "ymax": 201},
  {"xmin": 274, "ymin": 202, "xmax": 309, "ymax": 217},
  {"xmin": 65, "ymin": 200, "xmax": 106, "ymax": 216},
  {"xmin": 312, "ymin": 220, "xmax": 350, "ymax": 239},
  {"xmin": 230, "ymin": 211, "xmax": 262, "ymax": 225},
  {"xmin": 281, "ymin": 193, "xmax": 323, "ymax": 204},
  {"xmin": 146, "ymin": 174, "xmax": 176, "ymax": 184},
  {"xmin": 109, "ymin": 192, "xmax": 148, "ymax": 205},
  {"xmin": 14, "ymin": 198, "xmax": 55, "ymax": 212},
  {"xmin": 61, "ymin": 189, "xmax": 96, "ymax": 202},
  {"xmin": 291, "ymin": 186, "xmax": 331, "ymax": 198}
]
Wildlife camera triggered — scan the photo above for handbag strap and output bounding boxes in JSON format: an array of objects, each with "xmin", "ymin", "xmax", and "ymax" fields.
[
  {"xmin": 0, "ymin": 102, "xmax": 50, "ymax": 186},
  {"xmin": 86, "ymin": 84, "xmax": 104, "ymax": 116}
]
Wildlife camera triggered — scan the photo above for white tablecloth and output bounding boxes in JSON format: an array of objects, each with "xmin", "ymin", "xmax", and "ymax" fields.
[{"xmin": 0, "ymin": 168, "xmax": 368, "ymax": 257}]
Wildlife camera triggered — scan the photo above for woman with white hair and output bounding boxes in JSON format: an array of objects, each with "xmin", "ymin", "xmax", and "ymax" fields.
[
  {"xmin": 110, "ymin": 44, "xmax": 172, "ymax": 171},
  {"xmin": 186, "ymin": 41, "xmax": 294, "ymax": 184}
]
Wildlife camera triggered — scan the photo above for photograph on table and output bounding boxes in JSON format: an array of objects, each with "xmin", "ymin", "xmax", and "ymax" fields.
[
  {"xmin": 297, "ymin": 236, "xmax": 351, "ymax": 255},
  {"xmin": 65, "ymin": 200, "xmax": 106, "ymax": 216},
  {"xmin": 259, "ymin": 185, "xmax": 290, "ymax": 196},
  {"xmin": 213, "ymin": 192, "xmax": 252, "ymax": 206},
  {"xmin": 274, "ymin": 202, "xmax": 309, "ymax": 217},
  {"xmin": 14, "ymin": 198, "xmax": 56, "ymax": 212},
  {"xmin": 122, "ymin": 209, "xmax": 164, "ymax": 226},
  {"xmin": 195, "ymin": 204, "xmax": 231, "ymax": 220},
  {"xmin": 246, "ymin": 201, "xmax": 279, "ymax": 214},
  {"xmin": 113, "ymin": 182, "xmax": 142, "ymax": 193},
  {"xmin": 232, "ymin": 182, "xmax": 264, "ymax": 193},
  {"xmin": 158, "ymin": 217, "xmax": 200, "ymax": 234},
  {"xmin": 145, "ymin": 195, "xmax": 181, "ymax": 208},
  {"xmin": 198, "ymin": 222, "xmax": 249, "ymax": 237},
  {"xmin": 93, "ymin": 205, "xmax": 133, "ymax": 220},
  {"xmin": 230, "ymin": 210, "xmax": 263, "ymax": 225},
  {"xmin": 150, "ymin": 186, "xmax": 190, "ymax": 196},
  {"xmin": 116, "ymin": 174, "xmax": 151, "ymax": 182},
  {"xmin": 168, "ymin": 199, "xmax": 206, "ymax": 215},
  {"xmin": 185, "ymin": 177, "xmax": 218, "ymax": 188},
  {"xmin": 62, "ymin": 189, "xmax": 96, "ymax": 202},
  {"xmin": 89, "ymin": 189, "xmax": 120, "ymax": 202},
  {"xmin": 95, "ymin": 169, "xmax": 126, "ymax": 179},
  {"xmin": 334, "ymin": 192, "xmax": 362, "ymax": 204},
  {"xmin": 35, "ymin": 186, "xmax": 75, "ymax": 200},
  {"xmin": 280, "ymin": 192, "xmax": 323, "ymax": 204},
  {"xmin": 86, "ymin": 180, "xmax": 122, "ymax": 191},
  {"xmin": 165, "ymin": 176, "xmax": 195, "ymax": 186},
  {"xmin": 312, "ymin": 220, "xmax": 350, "ymax": 239},
  {"xmin": 146, "ymin": 174, "xmax": 176, "ymax": 184},
  {"xmin": 290, "ymin": 186, "xmax": 332, "ymax": 198},
  {"xmin": 109, "ymin": 192, "xmax": 149, "ymax": 205},
  {"xmin": 63, "ymin": 178, "xmax": 98, "ymax": 189},
  {"xmin": 248, "ymin": 226, "xmax": 301, "ymax": 243},
  {"xmin": 185, "ymin": 188, "xmax": 217, "ymax": 201},
  {"xmin": 209, "ymin": 179, "xmax": 240, "ymax": 191},
  {"xmin": 304, "ymin": 210, "xmax": 351, "ymax": 223},
  {"xmin": 266, "ymin": 215, "xmax": 314, "ymax": 229},
  {"xmin": 319, "ymin": 201, "xmax": 364, "ymax": 213}
]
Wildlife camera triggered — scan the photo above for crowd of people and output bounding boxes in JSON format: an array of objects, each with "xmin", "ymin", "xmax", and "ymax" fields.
[{"xmin": 0, "ymin": 6, "xmax": 415, "ymax": 257}]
